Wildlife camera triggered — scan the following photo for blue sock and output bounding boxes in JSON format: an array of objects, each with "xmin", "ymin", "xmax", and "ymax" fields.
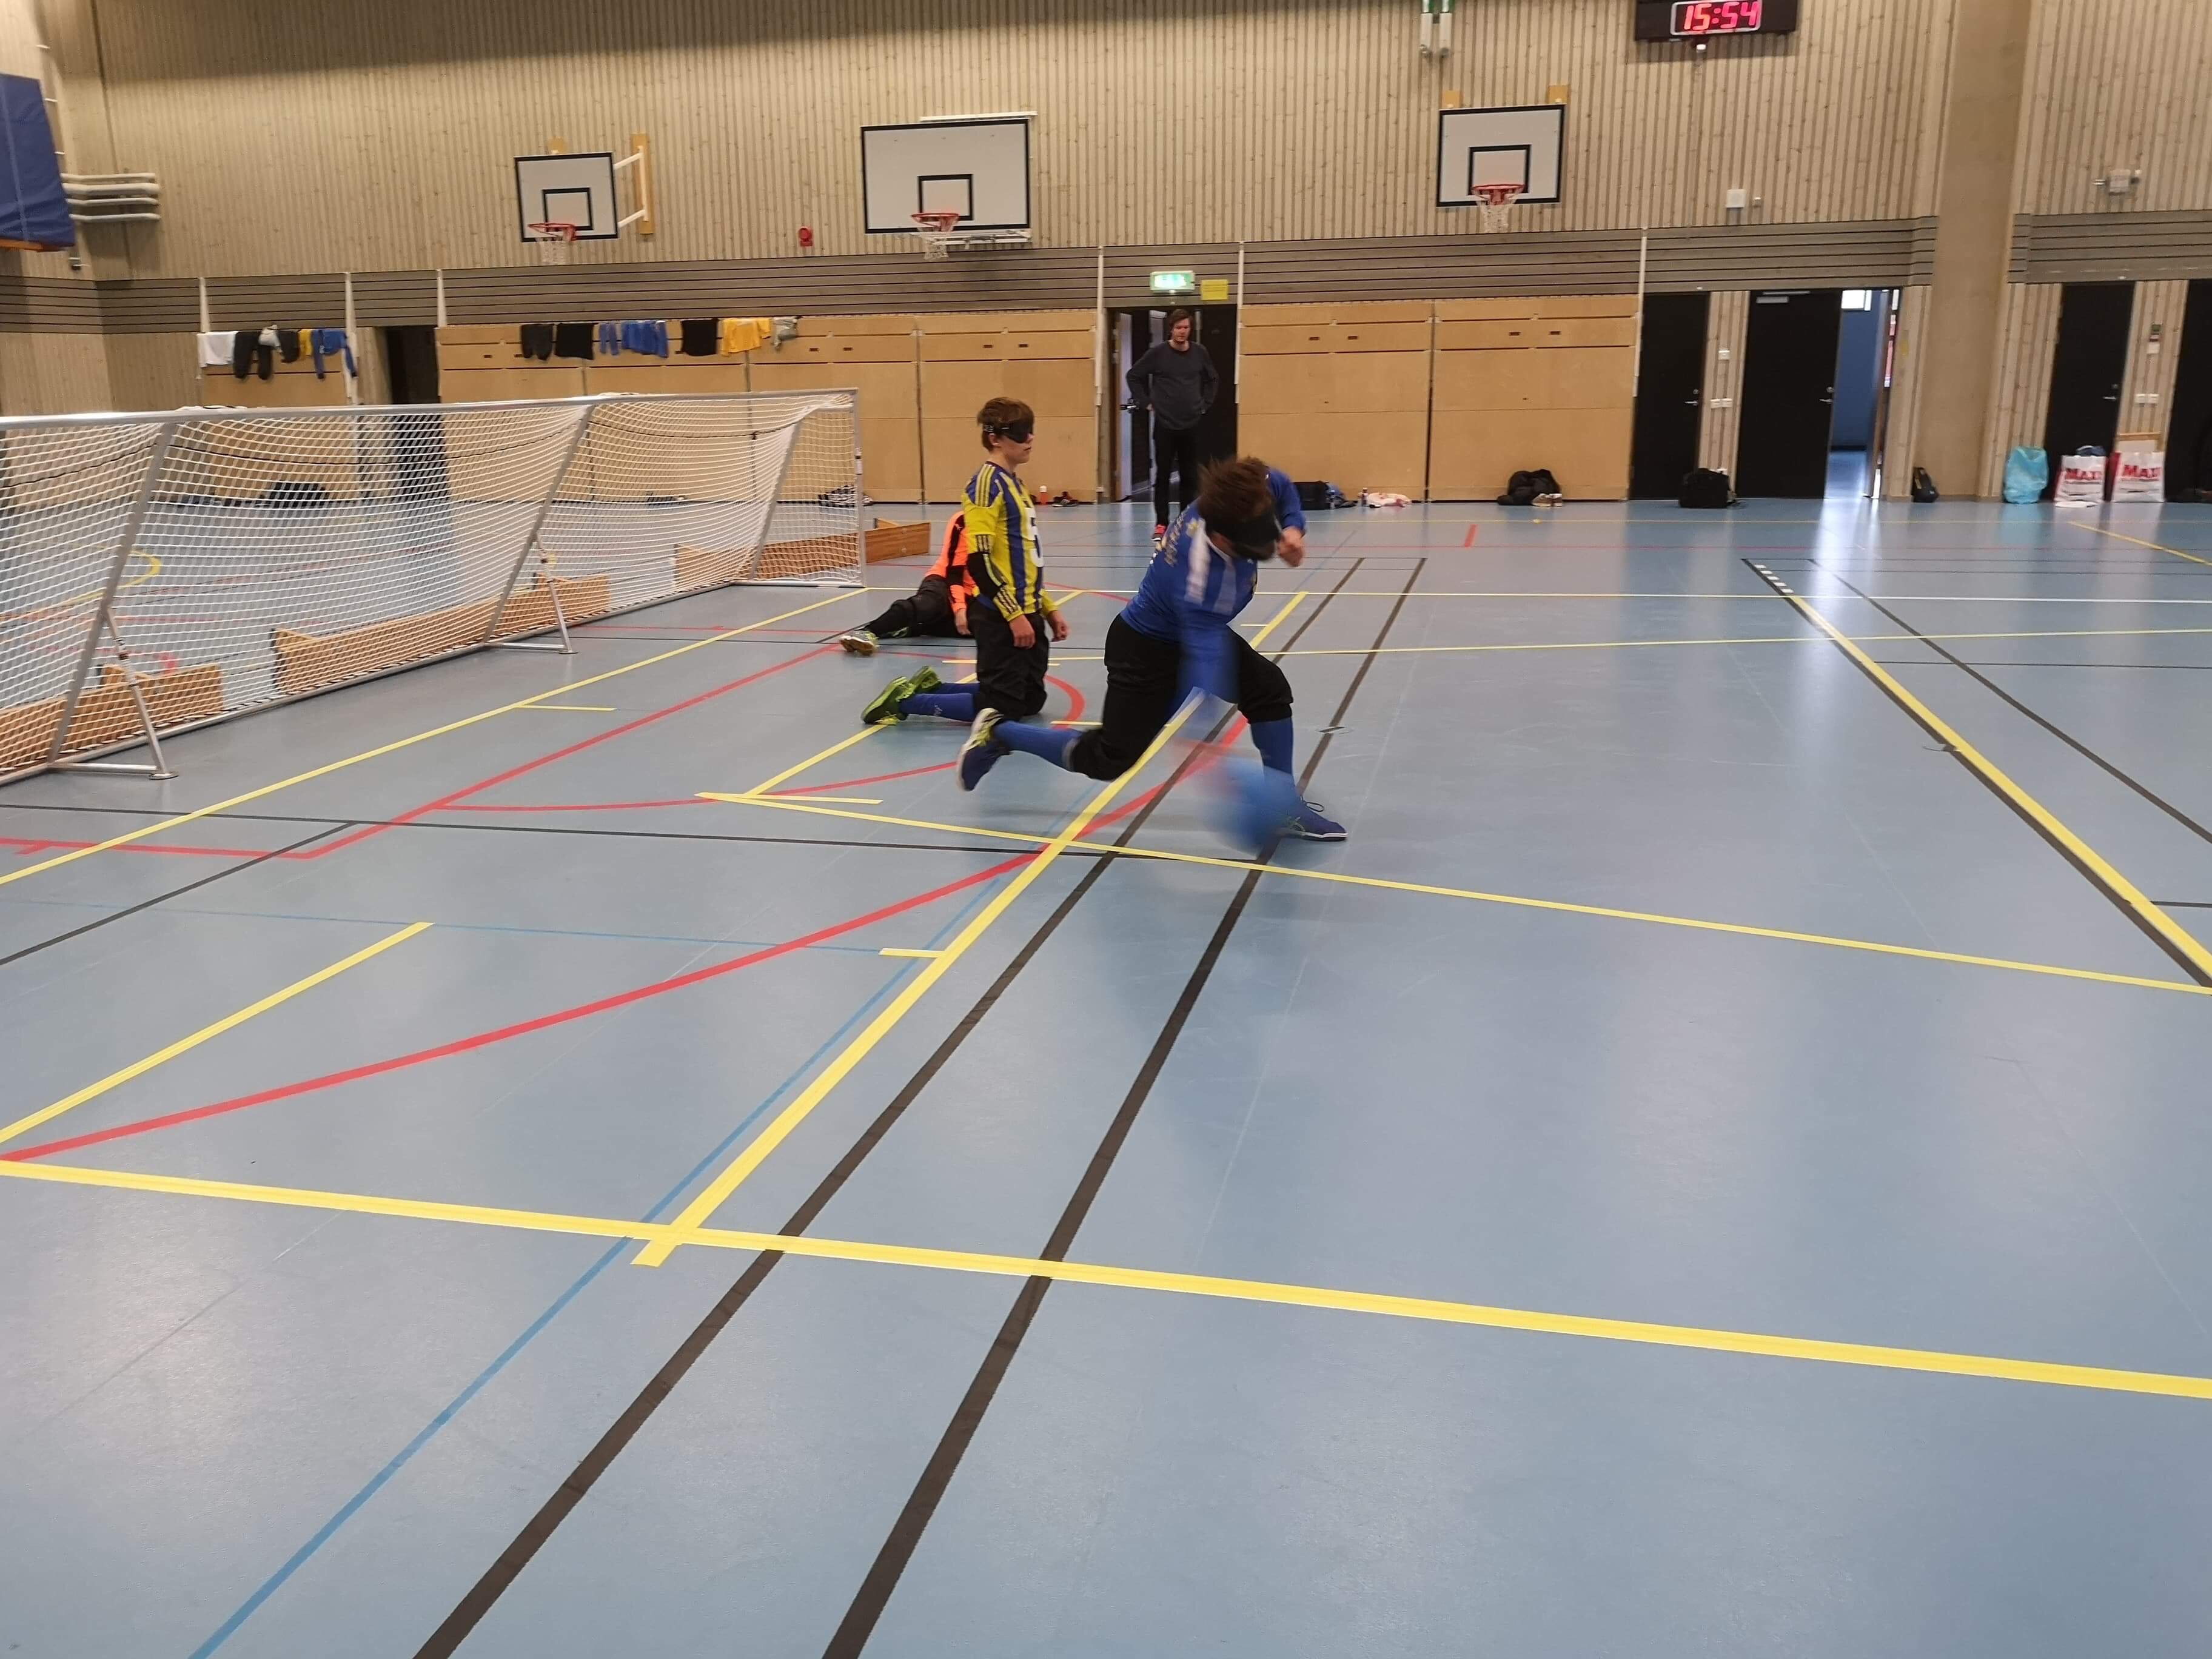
[
  {"xmin": 1250, "ymin": 717, "xmax": 1295, "ymax": 777},
  {"xmin": 992, "ymin": 719, "xmax": 1078, "ymax": 769},
  {"xmin": 902, "ymin": 688, "xmax": 977, "ymax": 720}
]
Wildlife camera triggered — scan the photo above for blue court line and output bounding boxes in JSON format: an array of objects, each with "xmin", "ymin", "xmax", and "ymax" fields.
[{"xmin": 184, "ymin": 867, "xmax": 1010, "ymax": 1657}]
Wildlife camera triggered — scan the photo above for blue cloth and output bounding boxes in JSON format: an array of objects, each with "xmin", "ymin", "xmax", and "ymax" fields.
[
  {"xmin": 1267, "ymin": 466, "xmax": 1306, "ymax": 533},
  {"xmin": 597, "ymin": 322, "xmax": 622, "ymax": 357},
  {"xmin": 620, "ymin": 320, "xmax": 669, "ymax": 358},
  {"xmin": 309, "ymin": 328, "xmax": 355, "ymax": 379},
  {"xmin": 1120, "ymin": 507, "xmax": 1259, "ymax": 707},
  {"xmin": 902, "ymin": 688, "xmax": 976, "ymax": 721},
  {"xmin": 993, "ymin": 720, "xmax": 1078, "ymax": 768},
  {"xmin": 1249, "ymin": 717, "xmax": 1294, "ymax": 776},
  {"xmin": 0, "ymin": 73, "xmax": 73, "ymax": 249}
]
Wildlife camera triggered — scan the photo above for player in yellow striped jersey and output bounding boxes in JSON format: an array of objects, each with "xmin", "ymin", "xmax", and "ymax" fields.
[{"xmin": 860, "ymin": 398, "xmax": 1070, "ymax": 729}]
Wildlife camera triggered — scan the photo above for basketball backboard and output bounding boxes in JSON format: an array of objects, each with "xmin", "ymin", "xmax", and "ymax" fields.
[
  {"xmin": 860, "ymin": 116, "xmax": 1031, "ymax": 236},
  {"xmin": 514, "ymin": 152, "xmax": 619, "ymax": 241},
  {"xmin": 1436, "ymin": 104, "xmax": 1565, "ymax": 207}
]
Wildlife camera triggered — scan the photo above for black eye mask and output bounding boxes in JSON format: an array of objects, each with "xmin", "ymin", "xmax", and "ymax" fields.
[
  {"xmin": 1208, "ymin": 514, "xmax": 1282, "ymax": 560},
  {"xmin": 986, "ymin": 421, "xmax": 1035, "ymax": 444}
]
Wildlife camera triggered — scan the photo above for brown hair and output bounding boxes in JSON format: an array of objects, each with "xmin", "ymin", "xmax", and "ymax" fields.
[
  {"xmin": 1166, "ymin": 307, "xmax": 1195, "ymax": 331},
  {"xmin": 977, "ymin": 397, "xmax": 1033, "ymax": 449},
  {"xmin": 1195, "ymin": 456, "xmax": 1273, "ymax": 525}
]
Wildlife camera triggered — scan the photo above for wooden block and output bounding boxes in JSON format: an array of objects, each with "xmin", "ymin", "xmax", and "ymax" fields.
[
  {"xmin": 1535, "ymin": 317, "xmax": 1637, "ymax": 349},
  {"xmin": 920, "ymin": 330, "xmax": 1093, "ymax": 363},
  {"xmin": 751, "ymin": 359, "xmax": 920, "ymax": 416},
  {"xmin": 859, "ymin": 418, "xmax": 922, "ymax": 500},
  {"xmin": 438, "ymin": 366, "xmax": 588, "ymax": 402},
  {"xmin": 198, "ymin": 369, "xmax": 348, "ymax": 409},
  {"xmin": 1436, "ymin": 319, "xmax": 1545, "ymax": 350},
  {"xmin": 438, "ymin": 340, "xmax": 532, "ymax": 371},
  {"xmin": 1536, "ymin": 295, "xmax": 1639, "ymax": 318},
  {"xmin": 1239, "ymin": 412, "xmax": 1429, "ymax": 497},
  {"xmin": 863, "ymin": 519, "xmax": 931, "ymax": 563},
  {"xmin": 1435, "ymin": 298, "xmax": 1541, "ymax": 321},
  {"xmin": 1241, "ymin": 350, "xmax": 1430, "ymax": 415},
  {"xmin": 796, "ymin": 314, "xmax": 918, "ymax": 337},
  {"xmin": 437, "ymin": 324, "xmax": 529, "ymax": 346},
  {"xmin": 272, "ymin": 577, "xmax": 611, "ymax": 695},
  {"xmin": 919, "ymin": 356, "xmax": 1093, "ymax": 417},
  {"xmin": 1427, "ymin": 408, "xmax": 1632, "ymax": 500},
  {"xmin": 917, "ymin": 309, "xmax": 1093, "ymax": 334},
  {"xmin": 12, "ymin": 662, "xmax": 228, "ymax": 766},
  {"xmin": 1245, "ymin": 301, "xmax": 1432, "ymax": 326},
  {"xmin": 1432, "ymin": 346, "xmax": 1632, "ymax": 411},
  {"xmin": 774, "ymin": 335, "xmax": 920, "ymax": 364},
  {"xmin": 584, "ymin": 362, "xmax": 752, "ymax": 394},
  {"xmin": 1242, "ymin": 321, "xmax": 1430, "ymax": 355},
  {"xmin": 751, "ymin": 533, "xmax": 864, "ymax": 580}
]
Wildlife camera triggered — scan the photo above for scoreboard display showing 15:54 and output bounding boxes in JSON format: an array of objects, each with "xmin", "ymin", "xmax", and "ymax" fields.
[{"xmin": 1635, "ymin": 0, "xmax": 1801, "ymax": 41}]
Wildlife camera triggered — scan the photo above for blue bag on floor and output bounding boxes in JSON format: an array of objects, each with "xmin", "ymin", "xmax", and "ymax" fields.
[{"xmin": 2003, "ymin": 446, "xmax": 2048, "ymax": 503}]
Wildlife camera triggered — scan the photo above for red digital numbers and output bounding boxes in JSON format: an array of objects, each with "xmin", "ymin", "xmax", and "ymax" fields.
[{"xmin": 1674, "ymin": 0, "xmax": 1764, "ymax": 33}]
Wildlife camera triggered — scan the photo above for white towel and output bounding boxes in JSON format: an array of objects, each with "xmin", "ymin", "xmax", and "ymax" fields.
[{"xmin": 197, "ymin": 331, "xmax": 232, "ymax": 367}]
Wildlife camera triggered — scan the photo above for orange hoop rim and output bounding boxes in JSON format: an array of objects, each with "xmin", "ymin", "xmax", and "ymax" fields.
[
  {"xmin": 1470, "ymin": 184, "xmax": 1523, "ymax": 206},
  {"xmin": 525, "ymin": 220, "xmax": 581, "ymax": 242},
  {"xmin": 911, "ymin": 210, "xmax": 963, "ymax": 233}
]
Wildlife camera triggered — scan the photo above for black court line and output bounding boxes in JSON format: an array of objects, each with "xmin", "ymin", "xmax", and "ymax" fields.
[
  {"xmin": 1837, "ymin": 576, "xmax": 2212, "ymax": 851},
  {"xmin": 410, "ymin": 562, "xmax": 1372, "ymax": 1657},
  {"xmin": 1755, "ymin": 560, "xmax": 2212, "ymax": 988},
  {"xmin": 2156, "ymin": 900, "xmax": 2212, "ymax": 909},
  {"xmin": 0, "ymin": 825, "xmax": 346, "ymax": 970},
  {"xmin": 822, "ymin": 560, "xmax": 1424, "ymax": 1658}
]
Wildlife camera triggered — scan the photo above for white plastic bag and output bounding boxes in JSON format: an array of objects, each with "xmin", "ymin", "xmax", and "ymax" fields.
[
  {"xmin": 2053, "ymin": 451, "xmax": 2107, "ymax": 506},
  {"xmin": 1361, "ymin": 490, "xmax": 1411, "ymax": 509},
  {"xmin": 2110, "ymin": 451, "xmax": 2165, "ymax": 503}
]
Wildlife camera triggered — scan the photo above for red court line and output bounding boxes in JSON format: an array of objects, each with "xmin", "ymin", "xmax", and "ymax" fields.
[
  {"xmin": 304, "ymin": 645, "xmax": 836, "ymax": 859},
  {"xmin": 446, "ymin": 799, "xmax": 709, "ymax": 815},
  {"xmin": 782, "ymin": 760, "xmax": 957, "ymax": 796},
  {"xmin": 1462, "ymin": 524, "xmax": 1479, "ymax": 548},
  {"xmin": 2, "ymin": 834, "xmax": 269, "ymax": 860},
  {"xmin": 4, "ymin": 853, "xmax": 1028, "ymax": 1164}
]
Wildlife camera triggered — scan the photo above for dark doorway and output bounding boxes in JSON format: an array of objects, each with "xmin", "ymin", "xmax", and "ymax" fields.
[
  {"xmin": 383, "ymin": 326, "xmax": 441, "ymax": 404},
  {"xmin": 2040, "ymin": 281, "xmax": 2133, "ymax": 498},
  {"xmin": 1735, "ymin": 289, "xmax": 1843, "ymax": 498},
  {"xmin": 1629, "ymin": 291, "xmax": 1708, "ymax": 498},
  {"xmin": 1111, "ymin": 304, "xmax": 1237, "ymax": 504},
  {"xmin": 2162, "ymin": 278, "xmax": 2212, "ymax": 500}
]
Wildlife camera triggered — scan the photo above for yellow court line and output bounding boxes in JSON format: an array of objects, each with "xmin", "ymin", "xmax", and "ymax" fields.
[
  {"xmin": 637, "ymin": 591, "xmax": 1311, "ymax": 1266},
  {"xmin": 747, "ymin": 724, "xmax": 882, "ymax": 796},
  {"xmin": 2077, "ymin": 521, "xmax": 2212, "ymax": 569},
  {"xmin": 3, "ymin": 1158, "xmax": 2208, "ymax": 1403},
  {"xmin": 1272, "ymin": 625, "xmax": 2212, "ymax": 659},
  {"xmin": 1773, "ymin": 583, "xmax": 2212, "ymax": 983},
  {"xmin": 514, "ymin": 703, "xmax": 618, "ymax": 712},
  {"xmin": 879, "ymin": 947, "xmax": 944, "ymax": 959},
  {"xmin": 0, "ymin": 922, "xmax": 430, "ymax": 1148},
  {"xmin": 0, "ymin": 590, "xmax": 863, "ymax": 893},
  {"xmin": 701, "ymin": 794, "xmax": 2209, "ymax": 999}
]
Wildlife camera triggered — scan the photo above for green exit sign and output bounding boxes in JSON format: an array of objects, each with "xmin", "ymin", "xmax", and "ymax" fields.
[{"xmin": 1149, "ymin": 270, "xmax": 1197, "ymax": 294}]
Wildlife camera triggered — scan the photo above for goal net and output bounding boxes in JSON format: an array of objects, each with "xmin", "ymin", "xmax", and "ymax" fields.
[{"xmin": 0, "ymin": 390, "xmax": 860, "ymax": 780}]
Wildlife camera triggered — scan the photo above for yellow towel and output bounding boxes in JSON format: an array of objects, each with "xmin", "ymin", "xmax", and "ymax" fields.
[{"xmin": 719, "ymin": 317, "xmax": 773, "ymax": 355}]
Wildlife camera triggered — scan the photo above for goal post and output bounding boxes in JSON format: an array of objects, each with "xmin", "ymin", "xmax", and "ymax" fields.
[{"xmin": 0, "ymin": 389, "xmax": 862, "ymax": 786}]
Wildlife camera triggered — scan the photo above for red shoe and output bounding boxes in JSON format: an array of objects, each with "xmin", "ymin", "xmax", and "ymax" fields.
[{"xmin": 1152, "ymin": 523, "xmax": 1168, "ymax": 551}]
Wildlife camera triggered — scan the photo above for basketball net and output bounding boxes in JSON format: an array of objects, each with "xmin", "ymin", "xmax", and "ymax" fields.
[
  {"xmin": 912, "ymin": 210, "xmax": 962, "ymax": 261},
  {"xmin": 1472, "ymin": 184, "xmax": 1521, "ymax": 234},
  {"xmin": 526, "ymin": 221, "xmax": 579, "ymax": 265}
]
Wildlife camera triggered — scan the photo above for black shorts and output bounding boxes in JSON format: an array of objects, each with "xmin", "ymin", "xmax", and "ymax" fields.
[
  {"xmin": 1065, "ymin": 614, "xmax": 1293, "ymax": 781},
  {"xmin": 967, "ymin": 603, "xmax": 1050, "ymax": 720}
]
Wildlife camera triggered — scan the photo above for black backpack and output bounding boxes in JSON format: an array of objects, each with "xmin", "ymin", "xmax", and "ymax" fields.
[
  {"xmin": 1295, "ymin": 480, "xmax": 1353, "ymax": 510},
  {"xmin": 1910, "ymin": 466, "xmax": 1940, "ymax": 503},
  {"xmin": 1678, "ymin": 468, "xmax": 1737, "ymax": 509},
  {"xmin": 1498, "ymin": 469, "xmax": 1540, "ymax": 506}
]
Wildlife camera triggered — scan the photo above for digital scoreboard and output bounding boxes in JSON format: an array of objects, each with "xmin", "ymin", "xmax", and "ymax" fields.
[{"xmin": 1635, "ymin": 0, "xmax": 1801, "ymax": 41}]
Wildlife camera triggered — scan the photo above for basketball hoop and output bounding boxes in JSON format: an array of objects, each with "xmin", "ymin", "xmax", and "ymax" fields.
[
  {"xmin": 525, "ymin": 221, "xmax": 579, "ymax": 264},
  {"xmin": 912, "ymin": 209, "xmax": 963, "ymax": 260},
  {"xmin": 1472, "ymin": 184, "xmax": 1522, "ymax": 234}
]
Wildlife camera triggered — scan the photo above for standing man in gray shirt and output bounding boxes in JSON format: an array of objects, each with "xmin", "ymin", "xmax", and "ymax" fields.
[{"xmin": 1126, "ymin": 307, "xmax": 1220, "ymax": 548}]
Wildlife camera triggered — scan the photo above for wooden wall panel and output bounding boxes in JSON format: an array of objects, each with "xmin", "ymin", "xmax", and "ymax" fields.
[
  {"xmin": 1980, "ymin": 283, "xmax": 2063, "ymax": 496},
  {"xmin": 48, "ymin": 0, "xmax": 1957, "ymax": 280},
  {"xmin": 1697, "ymin": 291, "xmax": 1749, "ymax": 475},
  {"xmin": 1881, "ymin": 284, "xmax": 1932, "ymax": 500},
  {"xmin": 0, "ymin": 333, "xmax": 114, "ymax": 415},
  {"xmin": 2119, "ymin": 279, "xmax": 2190, "ymax": 446},
  {"xmin": 916, "ymin": 311, "xmax": 1096, "ymax": 501},
  {"xmin": 2015, "ymin": 0, "xmax": 2212, "ymax": 216}
]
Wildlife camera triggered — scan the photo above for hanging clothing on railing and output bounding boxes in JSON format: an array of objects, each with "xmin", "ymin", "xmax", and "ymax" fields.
[
  {"xmin": 679, "ymin": 319, "xmax": 718, "ymax": 357},
  {"xmin": 309, "ymin": 328, "xmax": 355, "ymax": 379},
  {"xmin": 719, "ymin": 317, "xmax": 773, "ymax": 355},
  {"xmin": 196, "ymin": 331, "xmax": 232, "ymax": 367},
  {"xmin": 596, "ymin": 321, "xmax": 622, "ymax": 358},
  {"xmin": 520, "ymin": 324, "xmax": 554, "ymax": 361},
  {"xmin": 230, "ymin": 329, "xmax": 274, "ymax": 380},
  {"xmin": 620, "ymin": 320, "xmax": 668, "ymax": 358},
  {"xmin": 551, "ymin": 323, "xmax": 594, "ymax": 360},
  {"xmin": 276, "ymin": 329, "xmax": 302, "ymax": 364}
]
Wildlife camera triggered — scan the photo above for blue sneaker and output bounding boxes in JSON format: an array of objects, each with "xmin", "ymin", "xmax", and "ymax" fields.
[
  {"xmin": 959, "ymin": 708, "xmax": 1007, "ymax": 791},
  {"xmin": 1284, "ymin": 799, "xmax": 1346, "ymax": 840},
  {"xmin": 860, "ymin": 665, "xmax": 941, "ymax": 725}
]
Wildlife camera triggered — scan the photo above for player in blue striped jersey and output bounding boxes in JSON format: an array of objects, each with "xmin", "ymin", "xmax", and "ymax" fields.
[{"xmin": 958, "ymin": 456, "xmax": 1344, "ymax": 841}]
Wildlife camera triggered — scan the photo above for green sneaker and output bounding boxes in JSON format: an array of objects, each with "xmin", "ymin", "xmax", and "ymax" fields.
[{"xmin": 860, "ymin": 665, "xmax": 942, "ymax": 725}]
